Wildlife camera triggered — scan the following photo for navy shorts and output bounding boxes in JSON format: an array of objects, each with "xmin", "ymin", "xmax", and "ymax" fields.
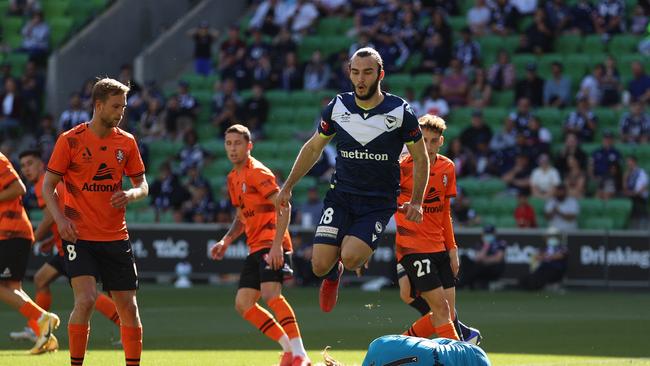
[
  {"xmin": 313, "ymin": 189, "xmax": 396, "ymax": 251},
  {"xmin": 62, "ymin": 239, "xmax": 138, "ymax": 292}
]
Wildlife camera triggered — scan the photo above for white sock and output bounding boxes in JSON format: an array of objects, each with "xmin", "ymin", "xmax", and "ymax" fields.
[
  {"xmin": 278, "ymin": 334, "xmax": 291, "ymax": 353},
  {"xmin": 290, "ymin": 337, "xmax": 307, "ymax": 358}
]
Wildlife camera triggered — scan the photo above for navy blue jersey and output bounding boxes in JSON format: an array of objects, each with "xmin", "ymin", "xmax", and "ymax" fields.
[
  {"xmin": 362, "ymin": 335, "xmax": 491, "ymax": 366},
  {"xmin": 318, "ymin": 92, "xmax": 422, "ymax": 199}
]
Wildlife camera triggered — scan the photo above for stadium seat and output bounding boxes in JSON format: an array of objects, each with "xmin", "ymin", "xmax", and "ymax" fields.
[
  {"xmin": 482, "ymin": 107, "xmax": 508, "ymax": 129},
  {"xmin": 49, "ymin": 16, "xmax": 74, "ymax": 47},
  {"xmin": 148, "ymin": 140, "xmax": 182, "ymax": 158},
  {"xmin": 491, "ymin": 90, "xmax": 514, "ymax": 108},
  {"xmin": 448, "ymin": 16, "xmax": 467, "ymax": 31},
  {"xmin": 555, "ymin": 34, "xmax": 582, "ymax": 54},
  {"xmin": 136, "ymin": 208, "xmax": 156, "ymax": 223},
  {"xmin": 497, "ymin": 215, "xmax": 517, "ymax": 228},
  {"xmin": 294, "ymin": 107, "xmax": 320, "ymax": 127},
  {"xmin": 448, "ymin": 108, "xmax": 473, "ymax": 127},
  {"xmin": 43, "ymin": 0, "xmax": 71, "ymax": 17},
  {"xmin": 268, "ymin": 107, "xmax": 295, "ymax": 125},
  {"xmin": 604, "ymin": 199, "xmax": 632, "ymax": 229},
  {"xmin": 384, "ymin": 73, "xmax": 412, "ymax": 92},
  {"xmin": 411, "ymin": 74, "xmax": 434, "ymax": 95},
  {"xmin": 608, "ymin": 34, "xmax": 640, "ymax": 54},
  {"xmin": 512, "ymin": 54, "xmax": 537, "ymax": 77},
  {"xmin": 402, "ymin": 52, "xmax": 422, "ymax": 73},
  {"xmin": 291, "ymin": 90, "xmax": 321, "ymax": 108},
  {"xmin": 535, "ymin": 108, "xmax": 562, "ymax": 126},
  {"xmin": 2, "ymin": 17, "xmax": 23, "ymax": 34},
  {"xmin": 582, "ymin": 217, "xmax": 614, "ymax": 230},
  {"xmin": 582, "ymin": 35, "xmax": 607, "ymax": 53}
]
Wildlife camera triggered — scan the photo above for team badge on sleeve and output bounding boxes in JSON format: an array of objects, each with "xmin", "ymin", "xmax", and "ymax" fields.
[{"xmin": 442, "ymin": 174, "xmax": 448, "ymax": 187}]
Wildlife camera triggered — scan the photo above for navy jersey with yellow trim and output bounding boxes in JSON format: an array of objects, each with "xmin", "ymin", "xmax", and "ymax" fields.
[{"xmin": 318, "ymin": 92, "xmax": 422, "ymax": 199}]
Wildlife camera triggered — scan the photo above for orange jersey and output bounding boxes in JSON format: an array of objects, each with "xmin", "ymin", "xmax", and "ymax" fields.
[
  {"xmin": 47, "ymin": 123, "xmax": 145, "ymax": 242},
  {"xmin": 0, "ymin": 153, "xmax": 34, "ymax": 241},
  {"xmin": 395, "ymin": 154, "xmax": 457, "ymax": 261},
  {"xmin": 34, "ymin": 173, "xmax": 65, "ymax": 255},
  {"xmin": 227, "ymin": 157, "xmax": 292, "ymax": 254}
]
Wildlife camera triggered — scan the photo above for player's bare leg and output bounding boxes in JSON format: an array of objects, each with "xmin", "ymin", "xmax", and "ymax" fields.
[
  {"xmin": 340, "ymin": 236, "xmax": 373, "ymax": 271},
  {"xmin": 111, "ymin": 290, "xmax": 142, "ymax": 366},
  {"xmin": 236, "ymin": 287, "xmax": 293, "ymax": 366}
]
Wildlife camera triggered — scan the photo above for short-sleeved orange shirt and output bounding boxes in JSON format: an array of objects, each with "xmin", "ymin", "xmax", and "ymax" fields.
[
  {"xmin": 0, "ymin": 153, "xmax": 34, "ymax": 241},
  {"xmin": 47, "ymin": 123, "xmax": 145, "ymax": 242},
  {"xmin": 34, "ymin": 173, "xmax": 65, "ymax": 255},
  {"xmin": 395, "ymin": 154, "xmax": 457, "ymax": 261},
  {"xmin": 227, "ymin": 157, "xmax": 292, "ymax": 254}
]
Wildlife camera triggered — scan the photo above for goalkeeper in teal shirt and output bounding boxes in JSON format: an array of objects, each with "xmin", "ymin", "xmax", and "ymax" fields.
[{"xmin": 324, "ymin": 334, "xmax": 490, "ymax": 366}]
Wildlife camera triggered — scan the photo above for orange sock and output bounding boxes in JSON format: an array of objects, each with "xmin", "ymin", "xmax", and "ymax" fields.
[
  {"xmin": 243, "ymin": 303, "xmax": 287, "ymax": 342},
  {"xmin": 68, "ymin": 323, "xmax": 89, "ymax": 366},
  {"xmin": 403, "ymin": 313, "xmax": 436, "ymax": 338},
  {"xmin": 18, "ymin": 301, "xmax": 44, "ymax": 320},
  {"xmin": 35, "ymin": 291, "xmax": 52, "ymax": 311},
  {"xmin": 434, "ymin": 321, "xmax": 460, "ymax": 340},
  {"xmin": 268, "ymin": 295, "xmax": 301, "ymax": 339},
  {"xmin": 95, "ymin": 294, "xmax": 120, "ymax": 326},
  {"xmin": 121, "ymin": 325, "xmax": 142, "ymax": 366}
]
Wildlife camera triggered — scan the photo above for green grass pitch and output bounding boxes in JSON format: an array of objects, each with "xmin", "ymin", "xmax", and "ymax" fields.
[{"xmin": 1, "ymin": 283, "xmax": 649, "ymax": 365}]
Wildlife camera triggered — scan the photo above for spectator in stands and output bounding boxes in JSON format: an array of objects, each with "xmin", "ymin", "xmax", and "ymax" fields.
[
  {"xmin": 467, "ymin": 68, "xmax": 492, "ymax": 108},
  {"xmin": 19, "ymin": 60, "xmax": 44, "ymax": 128},
  {"xmin": 596, "ymin": 161, "xmax": 622, "ymax": 199},
  {"xmin": 564, "ymin": 156, "xmax": 587, "ymax": 198},
  {"xmin": 545, "ymin": 0, "xmax": 572, "ymax": 33},
  {"xmin": 246, "ymin": 28, "xmax": 271, "ymax": 69},
  {"xmin": 416, "ymin": 32, "xmax": 450, "ymax": 74},
  {"xmin": 628, "ymin": 61, "xmax": 650, "ymax": 104},
  {"xmin": 526, "ymin": 7, "xmax": 554, "ymax": 54},
  {"xmin": 177, "ymin": 129, "xmax": 210, "ymax": 173},
  {"xmin": 34, "ymin": 114, "xmax": 56, "ymax": 158},
  {"xmin": 488, "ymin": 49, "xmax": 515, "ymax": 91},
  {"xmin": 515, "ymin": 63, "xmax": 544, "ymax": 107},
  {"xmin": 441, "ymin": 58, "xmax": 469, "ymax": 107},
  {"xmin": 530, "ymin": 154, "xmax": 561, "ymax": 200},
  {"xmin": 118, "ymin": 63, "xmax": 141, "ymax": 97},
  {"xmin": 79, "ymin": 79, "xmax": 95, "ymax": 111},
  {"xmin": 544, "ymin": 184, "xmax": 579, "ymax": 231},
  {"xmin": 461, "ymin": 110, "xmax": 493, "ymax": 154},
  {"xmin": 182, "ymin": 184, "xmax": 216, "ymax": 223},
  {"xmin": 212, "ymin": 78, "xmax": 242, "ymax": 115},
  {"xmin": 454, "ymin": 27, "xmax": 481, "ymax": 68},
  {"xmin": 279, "ymin": 51, "xmax": 303, "ymax": 91},
  {"xmin": 287, "ymin": 0, "xmax": 319, "ymax": 38},
  {"xmin": 508, "ymin": 97, "xmax": 533, "ymax": 131},
  {"xmin": 502, "ymin": 153, "xmax": 532, "ymax": 195},
  {"xmin": 451, "ymin": 187, "xmax": 480, "ymax": 227},
  {"xmin": 599, "ymin": 56, "xmax": 622, "ymax": 107},
  {"xmin": 514, "ymin": 190, "xmax": 537, "ymax": 228},
  {"xmin": 303, "ymin": 51, "xmax": 331, "ymax": 91},
  {"xmin": 404, "ymin": 87, "xmax": 423, "ymax": 117},
  {"xmin": 489, "ymin": 0, "xmax": 519, "ymax": 35},
  {"xmin": 215, "ymin": 185, "xmax": 234, "ymax": 224},
  {"xmin": 570, "ymin": 0, "xmax": 596, "ymax": 34},
  {"xmin": 620, "ymin": 100, "xmax": 650, "ymax": 143},
  {"xmin": 578, "ymin": 63, "xmax": 604, "ymax": 107},
  {"xmin": 467, "ymin": 0, "xmax": 491, "ymax": 36},
  {"xmin": 270, "ymin": 27, "xmax": 297, "ymax": 68},
  {"xmin": 353, "ymin": 0, "xmax": 385, "ymax": 37},
  {"xmin": 315, "ymin": 0, "xmax": 348, "ymax": 15},
  {"xmin": 0, "ymin": 63, "xmax": 13, "ymax": 94},
  {"xmin": 18, "ymin": 11, "xmax": 49, "ymax": 64},
  {"xmin": 220, "ymin": 25, "xmax": 246, "ymax": 67},
  {"xmin": 242, "ymin": 83, "xmax": 269, "ymax": 139},
  {"xmin": 591, "ymin": 130, "xmax": 622, "ymax": 181},
  {"xmin": 623, "ymin": 155, "xmax": 649, "ymax": 229},
  {"xmin": 555, "ymin": 132, "xmax": 588, "ymax": 175},
  {"xmin": 564, "ymin": 96, "xmax": 597, "ymax": 142},
  {"xmin": 8, "ymin": 0, "xmax": 39, "ymax": 16},
  {"xmin": 160, "ymin": 96, "xmax": 183, "ymax": 139},
  {"xmin": 525, "ymin": 116, "xmax": 552, "ymax": 156},
  {"xmin": 421, "ymin": 85, "xmax": 449, "ymax": 117},
  {"xmin": 424, "ymin": 7, "xmax": 453, "ymax": 51},
  {"xmin": 0, "ymin": 77, "xmax": 24, "ymax": 138},
  {"xmin": 250, "ymin": 54, "xmax": 274, "ymax": 89},
  {"xmin": 543, "ymin": 61, "xmax": 571, "ymax": 108},
  {"xmin": 447, "ymin": 138, "xmax": 476, "ymax": 178},
  {"xmin": 631, "ymin": 4, "xmax": 650, "ymax": 34},
  {"xmin": 297, "ymin": 187, "xmax": 324, "ymax": 228},
  {"xmin": 519, "ymin": 227, "xmax": 568, "ymax": 290},
  {"xmin": 187, "ymin": 21, "xmax": 219, "ymax": 76},
  {"xmin": 58, "ymin": 92, "xmax": 90, "ymax": 133},
  {"xmin": 249, "ymin": 0, "xmax": 296, "ymax": 36},
  {"xmin": 395, "ymin": 7, "xmax": 420, "ymax": 51},
  {"xmin": 149, "ymin": 161, "xmax": 190, "ymax": 223},
  {"xmin": 373, "ymin": 14, "xmax": 410, "ymax": 72},
  {"xmin": 212, "ymin": 98, "xmax": 241, "ymax": 137},
  {"xmin": 139, "ymin": 98, "xmax": 166, "ymax": 142},
  {"xmin": 490, "ymin": 117, "xmax": 517, "ymax": 152},
  {"xmin": 458, "ymin": 225, "xmax": 507, "ymax": 290},
  {"xmin": 176, "ymin": 81, "xmax": 199, "ymax": 122},
  {"xmin": 348, "ymin": 31, "xmax": 376, "ymax": 58},
  {"xmin": 593, "ymin": 0, "xmax": 626, "ymax": 38}
]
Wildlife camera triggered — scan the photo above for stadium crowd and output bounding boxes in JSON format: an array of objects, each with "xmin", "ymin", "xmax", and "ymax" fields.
[{"xmin": 1, "ymin": 0, "xmax": 649, "ymax": 229}]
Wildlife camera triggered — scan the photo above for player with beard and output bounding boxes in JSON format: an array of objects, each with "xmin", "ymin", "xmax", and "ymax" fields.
[
  {"xmin": 271, "ymin": 47, "xmax": 429, "ymax": 312},
  {"xmin": 43, "ymin": 78, "xmax": 148, "ymax": 366}
]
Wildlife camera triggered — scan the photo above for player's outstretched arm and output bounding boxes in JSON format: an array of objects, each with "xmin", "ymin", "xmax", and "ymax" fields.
[
  {"xmin": 33, "ymin": 206, "xmax": 54, "ymax": 242},
  {"xmin": 402, "ymin": 138, "xmax": 429, "ymax": 222},
  {"xmin": 0, "ymin": 177, "xmax": 25, "ymax": 201},
  {"xmin": 43, "ymin": 171, "xmax": 78, "ymax": 243},
  {"xmin": 211, "ymin": 208, "xmax": 244, "ymax": 260},
  {"xmin": 276, "ymin": 131, "xmax": 332, "ymax": 208},
  {"xmin": 268, "ymin": 191, "xmax": 290, "ymax": 270}
]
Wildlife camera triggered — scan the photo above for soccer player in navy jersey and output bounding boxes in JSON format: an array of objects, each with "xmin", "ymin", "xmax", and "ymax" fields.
[{"xmin": 270, "ymin": 47, "xmax": 429, "ymax": 312}]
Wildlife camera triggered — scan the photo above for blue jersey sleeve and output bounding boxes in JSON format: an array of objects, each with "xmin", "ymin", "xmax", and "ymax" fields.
[
  {"xmin": 318, "ymin": 97, "xmax": 338, "ymax": 137},
  {"xmin": 401, "ymin": 103, "xmax": 422, "ymax": 145}
]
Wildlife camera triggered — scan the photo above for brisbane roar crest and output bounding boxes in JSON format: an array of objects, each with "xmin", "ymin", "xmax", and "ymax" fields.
[{"xmin": 115, "ymin": 149, "xmax": 125, "ymax": 163}]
